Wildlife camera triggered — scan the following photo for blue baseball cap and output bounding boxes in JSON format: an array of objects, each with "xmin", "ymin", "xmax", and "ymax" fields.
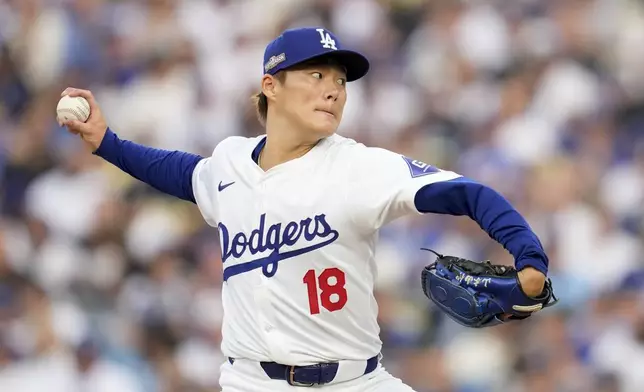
[{"xmin": 263, "ymin": 27, "xmax": 370, "ymax": 82}]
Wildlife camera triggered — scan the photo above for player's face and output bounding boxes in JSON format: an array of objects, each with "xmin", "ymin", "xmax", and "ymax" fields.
[{"xmin": 277, "ymin": 63, "xmax": 347, "ymax": 137}]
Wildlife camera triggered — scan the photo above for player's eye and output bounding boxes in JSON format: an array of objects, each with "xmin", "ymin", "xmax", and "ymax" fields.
[
  {"xmin": 337, "ymin": 78, "xmax": 346, "ymax": 86},
  {"xmin": 312, "ymin": 72, "xmax": 322, "ymax": 79}
]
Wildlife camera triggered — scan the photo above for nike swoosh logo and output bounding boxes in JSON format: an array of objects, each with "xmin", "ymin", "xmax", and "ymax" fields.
[{"xmin": 218, "ymin": 181, "xmax": 235, "ymax": 192}]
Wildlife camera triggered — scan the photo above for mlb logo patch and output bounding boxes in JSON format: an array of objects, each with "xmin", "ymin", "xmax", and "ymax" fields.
[{"xmin": 402, "ymin": 156, "xmax": 440, "ymax": 178}]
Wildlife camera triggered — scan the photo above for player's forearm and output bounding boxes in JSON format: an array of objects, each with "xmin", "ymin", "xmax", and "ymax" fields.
[
  {"xmin": 93, "ymin": 128, "xmax": 203, "ymax": 203},
  {"xmin": 414, "ymin": 177, "xmax": 548, "ymax": 275}
]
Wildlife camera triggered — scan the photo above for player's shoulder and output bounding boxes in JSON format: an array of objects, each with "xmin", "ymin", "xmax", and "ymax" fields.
[
  {"xmin": 326, "ymin": 134, "xmax": 449, "ymax": 179},
  {"xmin": 209, "ymin": 134, "xmax": 264, "ymax": 158},
  {"xmin": 325, "ymin": 133, "xmax": 402, "ymax": 163}
]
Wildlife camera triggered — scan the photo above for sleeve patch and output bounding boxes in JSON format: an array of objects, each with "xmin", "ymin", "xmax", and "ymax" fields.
[{"xmin": 402, "ymin": 156, "xmax": 441, "ymax": 178}]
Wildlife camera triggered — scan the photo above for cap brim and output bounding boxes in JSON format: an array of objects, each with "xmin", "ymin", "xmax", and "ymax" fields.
[{"xmin": 296, "ymin": 50, "xmax": 370, "ymax": 82}]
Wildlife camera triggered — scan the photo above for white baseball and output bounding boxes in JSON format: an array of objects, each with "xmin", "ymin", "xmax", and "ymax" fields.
[{"xmin": 57, "ymin": 95, "xmax": 91, "ymax": 123}]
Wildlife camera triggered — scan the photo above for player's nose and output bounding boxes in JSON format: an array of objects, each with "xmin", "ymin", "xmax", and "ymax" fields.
[{"xmin": 324, "ymin": 86, "xmax": 340, "ymax": 102}]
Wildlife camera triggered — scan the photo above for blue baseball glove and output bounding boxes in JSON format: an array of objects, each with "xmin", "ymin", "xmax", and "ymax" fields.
[{"xmin": 421, "ymin": 249, "xmax": 558, "ymax": 328}]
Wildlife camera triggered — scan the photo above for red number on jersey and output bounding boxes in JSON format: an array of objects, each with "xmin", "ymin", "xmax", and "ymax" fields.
[{"xmin": 302, "ymin": 268, "xmax": 348, "ymax": 315}]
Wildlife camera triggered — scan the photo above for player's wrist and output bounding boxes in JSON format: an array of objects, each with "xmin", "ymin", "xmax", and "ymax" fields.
[
  {"xmin": 517, "ymin": 267, "xmax": 546, "ymax": 297},
  {"xmin": 515, "ymin": 255, "xmax": 548, "ymax": 277},
  {"xmin": 92, "ymin": 127, "xmax": 116, "ymax": 156}
]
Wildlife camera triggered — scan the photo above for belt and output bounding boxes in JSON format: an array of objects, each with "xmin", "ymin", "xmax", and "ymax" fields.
[{"xmin": 227, "ymin": 354, "xmax": 380, "ymax": 387}]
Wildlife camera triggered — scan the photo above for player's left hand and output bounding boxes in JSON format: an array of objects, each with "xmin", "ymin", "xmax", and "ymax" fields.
[{"xmin": 420, "ymin": 249, "xmax": 558, "ymax": 328}]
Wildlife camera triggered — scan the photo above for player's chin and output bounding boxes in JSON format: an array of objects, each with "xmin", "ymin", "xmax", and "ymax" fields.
[
  {"xmin": 310, "ymin": 114, "xmax": 339, "ymax": 136},
  {"xmin": 310, "ymin": 123, "xmax": 337, "ymax": 138}
]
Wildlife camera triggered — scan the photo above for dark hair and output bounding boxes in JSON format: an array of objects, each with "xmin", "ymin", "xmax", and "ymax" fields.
[{"xmin": 251, "ymin": 57, "xmax": 346, "ymax": 126}]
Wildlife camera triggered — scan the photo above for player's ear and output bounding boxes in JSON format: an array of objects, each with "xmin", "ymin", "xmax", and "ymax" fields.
[{"xmin": 261, "ymin": 74, "xmax": 279, "ymax": 101}]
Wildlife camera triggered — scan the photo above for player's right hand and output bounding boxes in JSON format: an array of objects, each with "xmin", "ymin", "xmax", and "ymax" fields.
[{"xmin": 59, "ymin": 87, "xmax": 108, "ymax": 152}]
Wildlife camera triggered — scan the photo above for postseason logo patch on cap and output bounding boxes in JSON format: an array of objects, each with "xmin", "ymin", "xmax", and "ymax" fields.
[{"xmin": 264, "ymin": 53, "xmax": 286, "ymax": 72}]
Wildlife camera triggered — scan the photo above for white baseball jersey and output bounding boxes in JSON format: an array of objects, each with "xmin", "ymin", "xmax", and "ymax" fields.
[{"xmin": 191, "ymin": 134, "xmax": 461, "ymax": 365}]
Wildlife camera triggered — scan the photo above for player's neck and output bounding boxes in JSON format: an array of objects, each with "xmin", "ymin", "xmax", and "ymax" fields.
[{"xmin": 261, "ymin": 124, "xmax": 320, "ymax": 170}]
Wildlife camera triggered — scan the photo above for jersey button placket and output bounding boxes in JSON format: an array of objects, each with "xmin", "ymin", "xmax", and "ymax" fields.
[{"xmin": 257, "ymin": 181, "xmax": 267, "ymax": 212}]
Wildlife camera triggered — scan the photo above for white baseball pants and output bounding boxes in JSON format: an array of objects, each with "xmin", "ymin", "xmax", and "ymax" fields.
[{"xmin": 219, "ymin": 358, "xmax": 417, "ymax": 391}]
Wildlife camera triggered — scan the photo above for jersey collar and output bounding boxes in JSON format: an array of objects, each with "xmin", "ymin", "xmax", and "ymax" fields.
[
  {"xmin": 251, "ymin": 136, "xmax": 267, "ymax": 164},
  {"xmin": 250, "ymin": 135, "xmax": 330, "ymax": 173}
]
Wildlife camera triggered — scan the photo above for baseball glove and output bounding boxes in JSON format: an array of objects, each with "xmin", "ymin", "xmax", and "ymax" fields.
[{"xmin": 421, "ymin": 248, "xmax": 558, "ymax": 328}]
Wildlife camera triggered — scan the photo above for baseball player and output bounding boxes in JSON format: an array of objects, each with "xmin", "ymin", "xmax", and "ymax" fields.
[{"xmin": 60, "ymin": 27, "xmax": 550, "ymax": 391}]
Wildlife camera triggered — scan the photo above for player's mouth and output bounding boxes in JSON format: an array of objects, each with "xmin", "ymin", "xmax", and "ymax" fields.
[{"xmin": 315, "ymin": 109, "xmax": 335, "ymax": 118}]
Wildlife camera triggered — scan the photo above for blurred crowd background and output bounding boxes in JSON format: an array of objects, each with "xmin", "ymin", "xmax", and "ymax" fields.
[{"xmin": 1, "ymin": 0, "xmax": 644, "ymax": 391}]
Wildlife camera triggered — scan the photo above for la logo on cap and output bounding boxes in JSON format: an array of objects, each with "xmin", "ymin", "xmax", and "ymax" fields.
[{"xmin": 316, "ymin": 29, "xmax": 337, "ymax": 50}]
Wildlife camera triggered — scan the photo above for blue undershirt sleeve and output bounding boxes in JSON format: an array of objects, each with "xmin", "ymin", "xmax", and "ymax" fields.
[
  {"xmin": 92, "ymin": 128, "xmax": 204, "ymax": 203},
  {"xmin": 414, "ymin": 177, "xmax": 548, "ymax": 275}
]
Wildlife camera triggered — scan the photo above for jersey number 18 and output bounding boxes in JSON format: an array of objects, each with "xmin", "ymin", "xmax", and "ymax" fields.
[{"xmin": 303, "ymin": 268, "xmax": 348, "ymax": 315}]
